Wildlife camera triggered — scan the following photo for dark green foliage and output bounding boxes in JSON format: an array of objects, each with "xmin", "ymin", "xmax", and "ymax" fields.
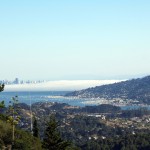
[
  {"xmin": 121, "ymin": 107, "xmax": 150, "ymax": 118},
  {"xmin": 33, "ymin": 117, "xmax": 39, "ymax": 138},
  {"xmin": 13, "ymin": 129, "xmax": 42, "ymax": 150},
  {"xmin": 0, "ymin": 120, "xmax": 42, "ymax": 150},
  {"xmin": 0, "ymin": 84, "xmax": 42, "ymax": 149},
  {"xmin": 0, "ymin": 101, "xmax": 5, "ymax": 108},
  {"xmin": 82, "ymin": 104, "xmax": 121, "ymax": 113},
  {"xmin": 82, "ymin": 140, "xmax": 101, "ymax": 150},
  {"xmin": 42, "ymin": 115, "xmax": 71, "ymax": 150},
  {"xmin": 0, "ymin": 120, "xmax": 12, "ymax": 148},
  {"xmin": 0, "ymin": 84, "xmax": 5, "ymax": 110},
  {"xmin": 81, "ymin": 133, "xmax": 150, "ymax": 150},
  {"xmin": 0, "ymin": 84, "xmax": 4, "ymax": 92}
]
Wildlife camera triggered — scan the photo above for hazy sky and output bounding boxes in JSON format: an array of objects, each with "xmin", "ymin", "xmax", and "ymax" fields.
[{"xmin": 0, "ymin": 0, "xmax": 150, "ymax": 80}]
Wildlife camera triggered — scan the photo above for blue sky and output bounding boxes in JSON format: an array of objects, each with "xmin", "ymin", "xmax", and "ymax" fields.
[{"xmin": 0, "ymin": 0, "xmax": 150, "ymax": 80}]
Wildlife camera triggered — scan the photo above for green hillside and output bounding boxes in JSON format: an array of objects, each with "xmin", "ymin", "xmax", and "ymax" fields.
[{"xmin": 66, "ymin": 76, "xmax": 150, "ymax": 104}]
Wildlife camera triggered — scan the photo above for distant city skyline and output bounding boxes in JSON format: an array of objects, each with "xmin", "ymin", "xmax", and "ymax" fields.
[{"xmin": 0, "ymin": 1, "xmax": 150, "ymax": 80}]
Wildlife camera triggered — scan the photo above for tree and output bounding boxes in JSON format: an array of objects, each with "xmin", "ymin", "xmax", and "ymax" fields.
[
  {"xmin": 13, "ymin": 129, "xmax": 42, "ymax": 150},
  {"xmin": 7, "ymin": 96, "xmax": 21, "ymax": 147},
  {"xmin": 0, "ymin": 84, "xmax": 5, "ymax": 109},
  {"xmin": 0, "ymin": 84, "xmax": 4, "ymax": 92},
  {"xmin": 0, "ymin": 101, "xmax": 5, "ymax": 109},
  {"xmin": 42, "ymin": 115, "xmax": 71, "ymax": 150},
  {"xmin": 0, "ymin": 120, "xmax": 12, "ymax": 149},
  {"xmin": 32, "ymin": 117, "xmax": 39, "ymax": 138}
]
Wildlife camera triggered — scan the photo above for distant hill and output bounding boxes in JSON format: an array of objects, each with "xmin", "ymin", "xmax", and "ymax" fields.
[{"xmin": 65, "ymin": 76, "xmax": 150, "ymax": 104}]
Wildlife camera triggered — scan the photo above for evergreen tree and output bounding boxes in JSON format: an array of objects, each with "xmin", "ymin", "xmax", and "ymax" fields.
[
  {"xmin": 32, "ymin": 117, "xmax": 39, "ymax": 138},
  {"xmin": 42, "ymin": 115, "xmax": 71, "ymax": 150},
  {"xmin": 0, "ymin": 84, "xmax": 4, "ymax": 92},
  {"xmin": 0, "ymin": 101, "xmax": 5, "ymax": 109},
  {"xmin": 7, "ymin": 95, "xmax": 21, "ymax": 148},
  {"xmin": 0, "ymin": 84, "xmax": 5, "ymax": 109}
]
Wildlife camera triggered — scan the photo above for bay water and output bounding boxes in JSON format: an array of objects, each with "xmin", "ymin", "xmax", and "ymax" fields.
[
  {"xmin": 0, "ymin": 91, "xmax": 87, "ymax": 107},
  {"xmin": 1, "ymin": 91, "xmax": 150, "ymax": 110}
]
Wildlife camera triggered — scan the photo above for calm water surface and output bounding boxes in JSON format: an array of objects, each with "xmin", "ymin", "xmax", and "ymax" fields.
[
  {"xmin": 1, "ymin": 91, "xmax": 150, "ymax": 110},
  {"xmin": 0, "ymin": 91, "xmax": 88, "ymax": 107}
]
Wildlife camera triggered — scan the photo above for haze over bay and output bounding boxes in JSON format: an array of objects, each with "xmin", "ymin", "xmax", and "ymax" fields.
[{"xmin": 4, "ymin": 80, "xmax": 121, "ymax": 91}]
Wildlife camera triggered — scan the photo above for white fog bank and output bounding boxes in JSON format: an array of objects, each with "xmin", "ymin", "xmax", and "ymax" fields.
[{"xmin": 4, "ymin": 80, "xmax": 124, "ymax": 92}]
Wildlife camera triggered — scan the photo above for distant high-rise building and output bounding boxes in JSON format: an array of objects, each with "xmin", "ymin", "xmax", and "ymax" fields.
[
  {"xmin": 20, "ymin": 80, "xmax": 24, "ymax": 84},
  {"xmin": 14, "ymin": 78, "xmax": 19, "ymax": 84}
]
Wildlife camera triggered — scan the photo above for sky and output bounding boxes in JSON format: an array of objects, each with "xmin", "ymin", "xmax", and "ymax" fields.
[{"xmin": 0, "ymin": 0, "xmax": 150, "ymax": 81}]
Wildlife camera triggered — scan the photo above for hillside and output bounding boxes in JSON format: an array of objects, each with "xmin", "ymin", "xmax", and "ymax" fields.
[{"xmin": 65, "ymin": 76, "xmax": 150, "ymax": 104}]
